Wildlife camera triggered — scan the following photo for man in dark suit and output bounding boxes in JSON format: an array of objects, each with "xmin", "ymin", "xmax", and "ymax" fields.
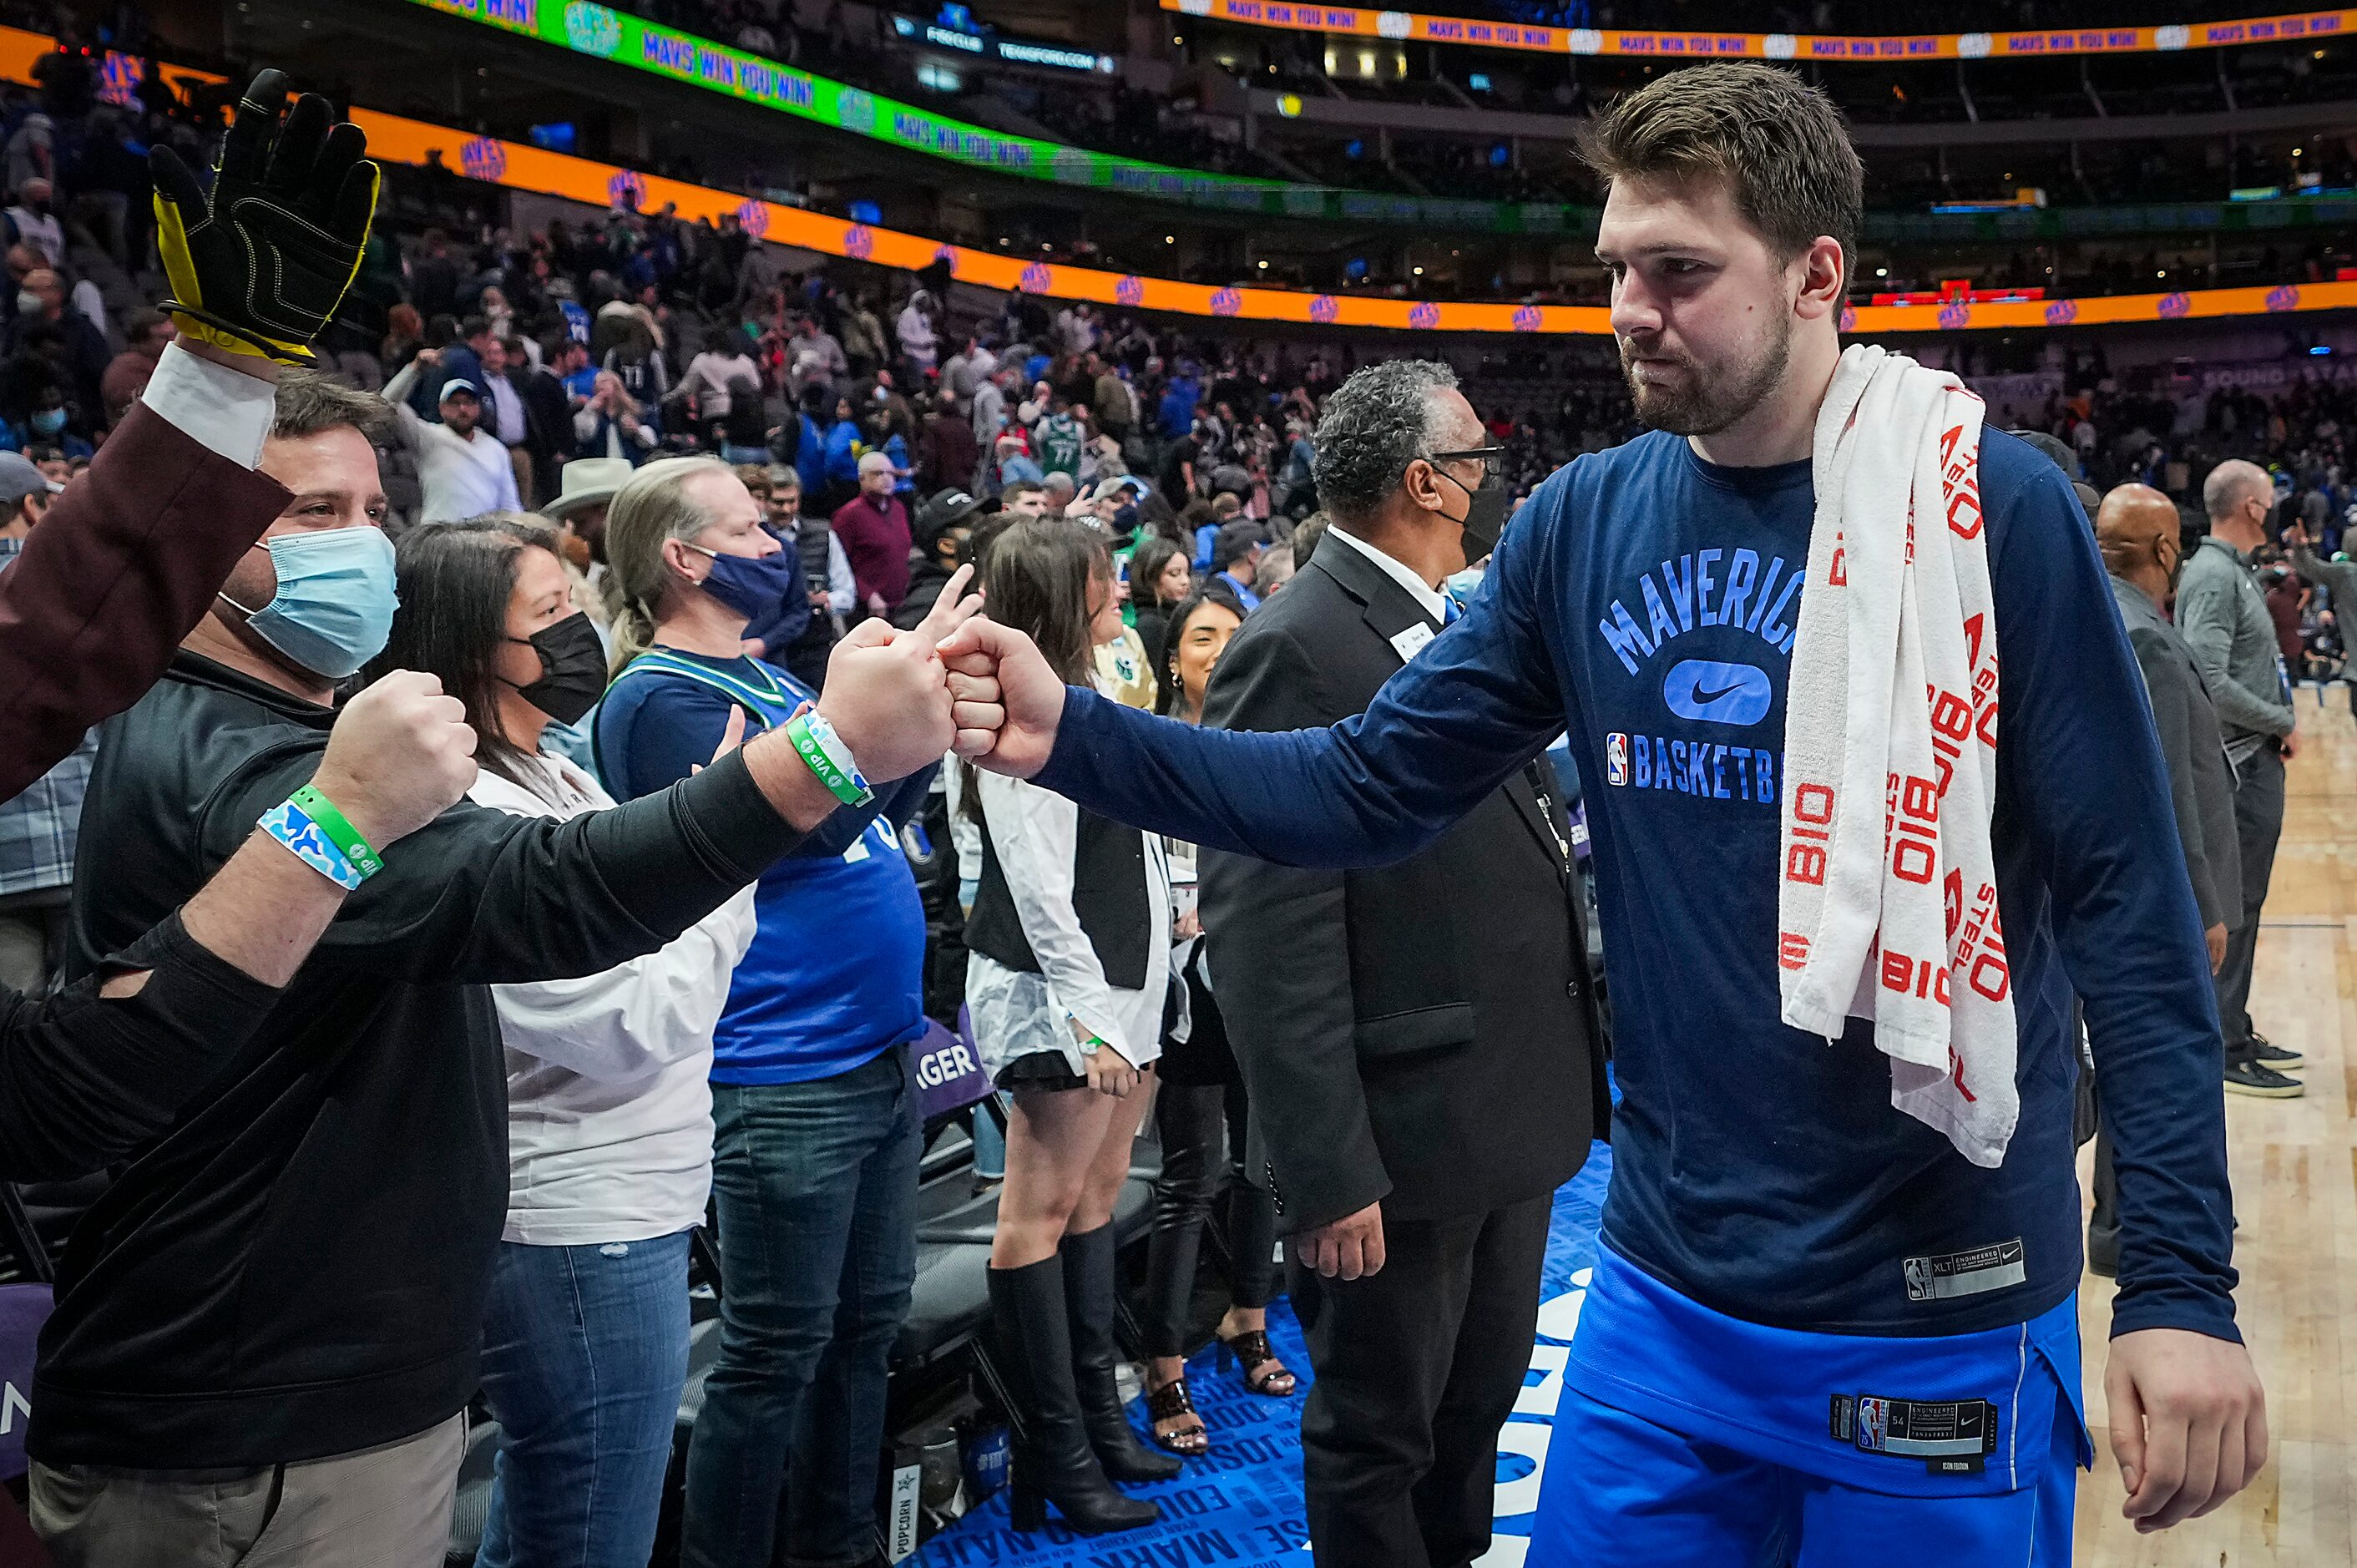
[
  {"xmin": 512, "ymin": 332, "xmax": 578, "ymax": 507},
  {"xmin": 1200, "ymin": 359, "xmax": 1606, "ymax": 1568}
]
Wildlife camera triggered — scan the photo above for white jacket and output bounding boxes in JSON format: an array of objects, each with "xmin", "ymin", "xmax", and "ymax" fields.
[{"xmin": 471, "ymin": 754, "xmax": 758, "ymax": 1245}]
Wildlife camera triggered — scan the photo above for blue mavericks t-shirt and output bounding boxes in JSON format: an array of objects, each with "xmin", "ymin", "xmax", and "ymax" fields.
[
  {"xmin": 594, "ymin": 649, "xmax": 929, "ymax": 1086},
  {"xmin": 1039, "ymin": 425, "xmax": 2236, "ymax": 1345},
  {"xmin": 1544, "ymin": 431, "xmax": 2222, "ymax": 1336}
]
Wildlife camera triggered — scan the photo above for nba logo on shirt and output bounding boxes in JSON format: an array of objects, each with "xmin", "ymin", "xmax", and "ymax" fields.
[{"xmin": 1605, "ymin": 732, "xmax": 1629, "ymax": 787}]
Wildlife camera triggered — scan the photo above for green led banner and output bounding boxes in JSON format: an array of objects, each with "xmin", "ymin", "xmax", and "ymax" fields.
[{"xmin": 402, "ymin": 0, "xmax": 1586, "ymax": 235}]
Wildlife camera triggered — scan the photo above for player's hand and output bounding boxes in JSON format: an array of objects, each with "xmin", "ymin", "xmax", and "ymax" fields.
[
  {"xmin": 1300, "ymin": 1201, "xmax": 1386, "ymax": 1281},
  {"xmin": 2280, "ymin": 726, "xmax": 2299, "ymax": 761},
  {"xmin": 935, "ymin": 617, "xmax": 1064, "ymax": 778},
  {"xmin": 2105, "ymin": 1328, "xmax": 2267, "ymax": 1533},
  {"xmin": 2206, "ymin": 922, "xmax": 2228, "ymax": 973},
  {"xmin": 314, "ymin": 671, "xmax": 477, "ymax": 847}
]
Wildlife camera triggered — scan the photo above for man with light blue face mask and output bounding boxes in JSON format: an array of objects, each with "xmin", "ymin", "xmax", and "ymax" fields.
[
  {"xmin": 52, "ymin": 354, "xmax": 1002, "ymax": 1565},
  {"xmin": 40, "ymin": 88, "xmax": 1007, "ymax": 1563}
]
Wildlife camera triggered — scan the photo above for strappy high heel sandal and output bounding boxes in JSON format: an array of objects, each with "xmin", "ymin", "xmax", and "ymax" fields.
[
  {"xmin": 1216, "ymin": 1329, "xmax": 1297, "ymax": 1398},
  {"xmin": 1146, "ymin": 1374, "xmax": 1210, "ymax": 1457}
]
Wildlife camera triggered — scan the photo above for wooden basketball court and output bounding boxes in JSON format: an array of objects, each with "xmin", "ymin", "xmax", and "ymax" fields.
[{"xmin": 2076, "ymin": 683, "xmax": 2357, "ymax": 1564}]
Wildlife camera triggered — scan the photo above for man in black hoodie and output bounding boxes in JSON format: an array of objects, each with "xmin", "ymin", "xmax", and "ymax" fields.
[
  {"xmin": 893, "ymin": 485, "xmax": 993, "ymax": 631},
  {"xmin": 36, "ymin": 364, "xmax": 989, "ymax": 1566}
]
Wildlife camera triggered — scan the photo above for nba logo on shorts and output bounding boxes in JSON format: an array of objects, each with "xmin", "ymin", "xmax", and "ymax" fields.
[
  {"xmin": 1606, "ymin": 732, "xmax": 1628, "ymax": 787},
  {"xmin": 1856, "ymin": 1397, "xmax": 1889, "ymax": 1452}
]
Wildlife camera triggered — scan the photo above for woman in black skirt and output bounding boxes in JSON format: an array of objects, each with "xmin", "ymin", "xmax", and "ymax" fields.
[{"xmin": 1139, "ymin": 583, "xmax": 1297, "ymax": 1457}]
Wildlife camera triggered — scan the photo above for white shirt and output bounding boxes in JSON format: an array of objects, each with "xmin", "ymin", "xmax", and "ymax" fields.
[
  {"xmin": 139, "ymin": 340, "xmax": 274, "ymax": 464},
  {"xmin": 471, "ymin": 755, "xmax": 759, "ymax": 1245},
  {"xmin": 7, "ymin": 205, "xmax": 60, "ymax": 266},
  {"xmin": 1324, "ymin": 521, "xmax": 1448, "ymax": 625},
  {"xmin": 681, "ymin": 352, "xmax": 758, "ymax": 416},
  {"xmin": 383, "ymin": 357, "xmax": 523, "ymax": 521},
  {"xmin": 483, "ymin": 372, "xmax": 528, "ymax": 446},
  {"xmin": 967, "ymin": 761, "xmax": 1170, "ymax": 1078},
  {"xmin": 898, "ymin": 301, "xmax": 938, "ymax": 367}
]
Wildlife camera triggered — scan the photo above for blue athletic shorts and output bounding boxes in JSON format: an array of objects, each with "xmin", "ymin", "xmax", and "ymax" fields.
[{"xmin": 1526, "ymin": 1244, "xmax": 2091, "ymax": 1566}]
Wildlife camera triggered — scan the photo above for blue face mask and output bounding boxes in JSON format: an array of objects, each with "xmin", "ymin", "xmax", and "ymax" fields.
[
  {"xmin": 690, "ymin": 542, "xmax": 803, "ymax": 645},
  {"xmin": 29, "ymin": 407, "xmax": 64, "ymax": 436},
  {"xmin": 221, "ymin": 526, "xmax": 399, "ymax": 680},
  {"xmin": 1444, "ymin": 565, "xmax": 1485, "ymax": 606}
]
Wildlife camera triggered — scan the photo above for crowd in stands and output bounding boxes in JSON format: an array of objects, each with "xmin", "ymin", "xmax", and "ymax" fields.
[{"xmin": 9, "ymin": 38, "xmax": 2357, "ymax": 1564}]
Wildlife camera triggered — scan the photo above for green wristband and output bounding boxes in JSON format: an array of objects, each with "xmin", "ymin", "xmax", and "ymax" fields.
[
  {"xmin": 290, "ymin": 784, "xmax": 383, "ymax": 879},
  {"xmin": 786, "ymin": 714, "xmax": 874, "ymax": 807}
]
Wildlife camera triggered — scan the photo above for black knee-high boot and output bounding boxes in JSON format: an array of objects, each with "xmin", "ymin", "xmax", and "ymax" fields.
[
  {"xmin": 988, "ymin": 1257, "xmax": 1162, "ymax": 1535},
  {"xmin": 1061, "ymin": 1223, "xmax": 1185, "ymax": 1483}
]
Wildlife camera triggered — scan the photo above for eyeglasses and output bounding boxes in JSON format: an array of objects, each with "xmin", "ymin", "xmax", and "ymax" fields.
[{"xmin": 1425, "ymin": 446, "xmax": 1507, "ymax": 468}]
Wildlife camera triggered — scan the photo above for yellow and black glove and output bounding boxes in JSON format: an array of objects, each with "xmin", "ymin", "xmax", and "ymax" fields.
[{"xmin": 150, "ymin": 68, "xmax": 380, "ymax": 366}]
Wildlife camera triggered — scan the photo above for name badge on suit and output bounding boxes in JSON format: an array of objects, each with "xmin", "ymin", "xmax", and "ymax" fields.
[{"xmin": 1388, "ymin": 623, "xmax": 1435, "ymax": 665}]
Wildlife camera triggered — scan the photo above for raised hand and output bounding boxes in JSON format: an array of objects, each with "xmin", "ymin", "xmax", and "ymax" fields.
[
  {"xmin": 311, "ymin": 671, "xmax": 478, "ymax": 847},
  {"xmin": 150, "ymin": 69, "xmax": 380, "ymax": 366}
]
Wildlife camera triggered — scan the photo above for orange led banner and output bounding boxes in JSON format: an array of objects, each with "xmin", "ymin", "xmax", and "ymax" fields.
[
  {"xmin": 349, "ymin": 107, "xmax": 2357, "ymax": 335},
  {"xmin": 4, "ymin": 25, "xmax": 2350, "ymax": 335},
  {"xmin": 1165, "ymin": 0, "xmax": 2357, "ymax": 62}
]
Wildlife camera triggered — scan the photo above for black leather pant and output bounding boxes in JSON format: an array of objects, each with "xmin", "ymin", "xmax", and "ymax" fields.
[{"xmin": 1142, "ymin": 1079, "xmax": 1277, "ymax": 1358}]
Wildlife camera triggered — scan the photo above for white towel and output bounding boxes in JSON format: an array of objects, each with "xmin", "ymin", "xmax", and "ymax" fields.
[{"xmin": 1778, "ymin": 344, "xmax": 2017, "ymax": 1168}]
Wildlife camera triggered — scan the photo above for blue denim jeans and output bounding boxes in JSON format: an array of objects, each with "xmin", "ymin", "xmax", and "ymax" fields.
[
  {"xmin": 680, "ymin": 1048, "xmax": 920, "ymax": 1568},
  {"xmin": 474, "ymin": 1230, "xmax": 694, "ymax": 1568}
]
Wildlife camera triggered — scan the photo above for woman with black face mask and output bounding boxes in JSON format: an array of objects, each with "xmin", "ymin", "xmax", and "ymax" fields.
[{"xmin": 366, "ymin": 513, "xmax": 760, "ymax": 1568}]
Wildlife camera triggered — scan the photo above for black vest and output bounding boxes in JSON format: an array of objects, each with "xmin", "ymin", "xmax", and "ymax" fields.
[{"xmin": 966, "ymin": 802, "xmax": 1152, "ymax": 991}]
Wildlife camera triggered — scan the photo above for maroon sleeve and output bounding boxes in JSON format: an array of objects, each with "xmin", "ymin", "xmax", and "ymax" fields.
[{"xmin": 0, "ymin": 402, "xmax": 291, "ymax": 797}]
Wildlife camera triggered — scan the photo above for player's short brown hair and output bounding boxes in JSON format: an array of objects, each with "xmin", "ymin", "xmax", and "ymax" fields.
[{"xmin": 1581, "ymin": 61, "xmax": 1864, "ymax": 295}]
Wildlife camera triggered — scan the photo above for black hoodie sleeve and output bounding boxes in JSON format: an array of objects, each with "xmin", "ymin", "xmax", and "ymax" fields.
[
  {"xmin": 200, "ymin": 746, "xmax": 809, "ymax": 987},
  {"xmin": 0, "ymin": 913, "xmax": 282, "ymax": 1181}
]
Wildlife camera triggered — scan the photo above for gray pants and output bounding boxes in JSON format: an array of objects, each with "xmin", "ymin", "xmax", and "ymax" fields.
[
  {"xmin": 29, "ymin": 1414, "xmax": 465, "ymax": 1568},
  {"xmin": 2216, "ymin": 743, "xmax": 2287, "ymax": 1068}
]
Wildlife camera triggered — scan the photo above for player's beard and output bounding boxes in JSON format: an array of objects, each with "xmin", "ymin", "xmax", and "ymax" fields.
[{"xmin": 1619, "ymin": 321, "xmax": 1793, "ymax": 438}]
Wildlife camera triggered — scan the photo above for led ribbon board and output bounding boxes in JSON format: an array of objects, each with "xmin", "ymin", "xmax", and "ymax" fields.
[
  {"xmin": 1161, "ymin": 0, "xmax": 2357, "ymax": 62},
  {"xmin": 393, "ymin": 0, "xmax": 1591, "ymax": 235},
  {"xmin": 4, "ymin": 28, "xmax": 2349, "ymax": 334}
]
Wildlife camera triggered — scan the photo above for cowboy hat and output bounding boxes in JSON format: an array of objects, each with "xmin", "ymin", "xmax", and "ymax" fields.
[{"xmin": 541, "ymin": 457, "xmax": 635, "ymax": 521}]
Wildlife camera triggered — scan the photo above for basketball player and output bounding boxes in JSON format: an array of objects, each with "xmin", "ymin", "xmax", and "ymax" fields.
[{"xmin": 941, "ymin": 63, "xmax": 2259, "ymax": 1562}]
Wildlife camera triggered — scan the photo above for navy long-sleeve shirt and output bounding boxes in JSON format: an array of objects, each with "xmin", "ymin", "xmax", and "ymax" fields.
[{"xmin": 1036, "ymin": 427, "xmax": 2237, "ymax": 1343}]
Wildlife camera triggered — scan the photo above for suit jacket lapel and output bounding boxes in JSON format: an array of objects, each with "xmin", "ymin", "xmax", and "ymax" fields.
[
  {"xmin": 1311, "ymin": 539, "xmax": 1439, "ymax": 666},
  {"xmin": 1314, "ymin": 545, "xmax": 1570, "ymax": 883}
]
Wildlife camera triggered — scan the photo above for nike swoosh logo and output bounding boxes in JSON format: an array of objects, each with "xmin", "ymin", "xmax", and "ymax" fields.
[{"xmin": 1688, "ymin": 682, "xmax": 1745, "ymax": 706}]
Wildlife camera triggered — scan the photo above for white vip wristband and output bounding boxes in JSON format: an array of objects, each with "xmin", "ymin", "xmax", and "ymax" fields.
[{"xmin": 792, "ymin": 708, "xmax": 875, "ymax": 807}]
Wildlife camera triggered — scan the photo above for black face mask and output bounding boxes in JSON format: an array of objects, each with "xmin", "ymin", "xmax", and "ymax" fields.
[
  {"xmin": 508, "ymin": 612, "xmax": 607, "ymax": 725},
  {"xmin": 1436, "ymin": 468, "xmax": 1510, "ymax": 563}
]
